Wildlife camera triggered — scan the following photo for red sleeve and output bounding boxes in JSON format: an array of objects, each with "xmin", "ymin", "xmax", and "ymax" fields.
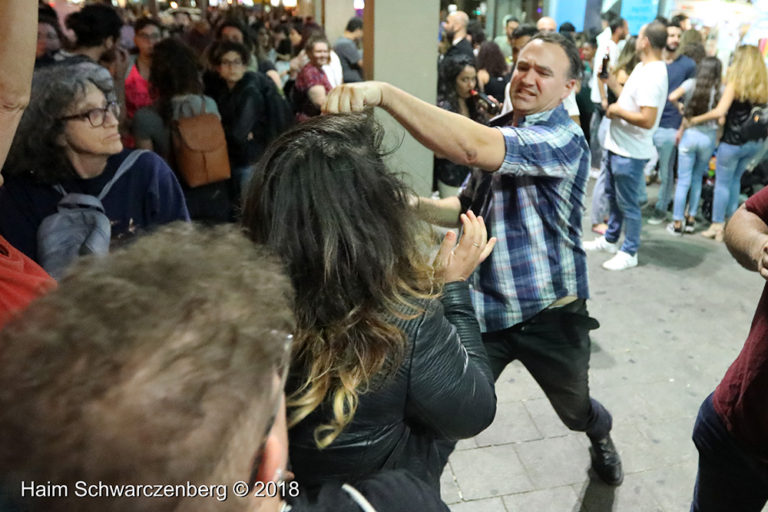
[
  {"xmin": 745, "ymin": 187, "xmax": 768, "ymax": 224},
  {"xmin": 0, "ymin": 236, "xmax": 56, "ymax": 330}
]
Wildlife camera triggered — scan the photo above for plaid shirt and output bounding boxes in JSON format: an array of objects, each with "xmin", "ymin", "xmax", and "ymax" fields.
[{"xmin": 458, "ymin": 104, "xmax": 590, "ymax": 332}]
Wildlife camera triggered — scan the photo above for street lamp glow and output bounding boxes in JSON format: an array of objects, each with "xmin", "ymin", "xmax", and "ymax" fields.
[
  {"xmin": 283, "ymin": 0, "xmax": 297, "ymax": 6},
  {"xmin": 270, "ymin": 0, "xmax": 280, "ymax": 5},
  {"xmin": 353, "ymin": 0, "xmax": 364, "ymax": 8},
  {"xmin": 170, "ymin": 1, "xmax": 178, "ymax": 8}
]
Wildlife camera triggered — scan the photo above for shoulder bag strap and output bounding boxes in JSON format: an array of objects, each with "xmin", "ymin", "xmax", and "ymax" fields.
[
  {"xmin": 98, "ymin": 149, "xmax": 149, "ymax": 200},
  {"xmin": 341, "ymin": 484, "xmax": 378, "ymax": 512}
]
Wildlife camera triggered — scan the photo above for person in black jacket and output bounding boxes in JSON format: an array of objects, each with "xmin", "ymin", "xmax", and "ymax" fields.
[
  {"xmin": 207, "ymin": 41, "xmax": 291, "ymax": 206},
  {"xmin": 241, "ymin": 113, "xmax": 497, "ymax": 494}
]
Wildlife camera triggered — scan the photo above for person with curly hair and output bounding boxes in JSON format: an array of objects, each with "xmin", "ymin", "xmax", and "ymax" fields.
[
  {"xmin": 434, "ymin": 54, "xmax": 487, "ymax": 197},
  {"xmin": 476, "ymin": 41, "xmax": 509, "ymax": 102},
  {"xmin": 0, "ymin": 61, "xmax": 189, "ymax": 267},
  {"xmin": 133, "ymin": 38, "xmax": 230, "ymax": 222},
  {"xmin": 689, "ymin": 45, "xmax": 768, "ymax": 241},
  {"xmin": 241, "ymin": 113, "xmax": 497, "ymax": 493},
  {"xmin": 666, "ymin": 56, "xmax": 723, "ymax": 235}
]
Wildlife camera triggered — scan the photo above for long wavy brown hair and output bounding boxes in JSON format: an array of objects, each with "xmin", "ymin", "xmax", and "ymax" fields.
[
  {"xmin": 685, "ymin": 56, "xmax": 722, "ymax": 118},
  {"xmin": 241, "ymin": 112, "xmax": 439, "ymax": 448}
]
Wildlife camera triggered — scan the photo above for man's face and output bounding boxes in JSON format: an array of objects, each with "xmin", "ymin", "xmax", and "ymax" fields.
[
  {"xmin": 509, "ymin": 39, "xmax": 575, "ymax": 115},
  {"xmin": 666, "ymin": 26, "xmax": 681, "ymax": 53},
  {"xmin": 636, "ymin": 26, "xmax": 648, "ymax": 56},
  {"xmin": 505, "ymin": 20, "xmax": 519, "ymax": 40},
  {"xmin": 581, "ymin": 43, "xmax": 596, "ymax": 62},
  {"xmin": 221, "ymin": 26, "xmax": 244, "ymax": 44},
  {"xmin": 511, "ymin": 35, "xmax": 531, "ymax": 63},
  {"xmin": 443, "ymin": 14, "xmax": 459, "ymax": 40}
]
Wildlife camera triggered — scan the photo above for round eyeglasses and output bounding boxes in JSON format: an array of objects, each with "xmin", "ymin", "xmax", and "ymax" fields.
[{"xmin": 60, "ymin": 101, "xmax": 121, "ymax": 128}]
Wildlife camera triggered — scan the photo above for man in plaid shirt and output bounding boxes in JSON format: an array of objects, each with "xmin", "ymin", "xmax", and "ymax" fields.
[{"xmin": 326, "ymin": 31, "xmax": 622, "ymax": 486}]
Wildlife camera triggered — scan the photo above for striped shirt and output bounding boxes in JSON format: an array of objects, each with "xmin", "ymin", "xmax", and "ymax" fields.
[{"xmin": 458, "ymin": 104, "xmax": 591, "ymax": 332}]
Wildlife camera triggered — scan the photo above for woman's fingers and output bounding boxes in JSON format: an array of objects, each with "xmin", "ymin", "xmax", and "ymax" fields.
[
  {"xmin": 435, "ymin": 230, "xmax": 457, "ymax": 269},
  {"xmin": 478, "ymin": 237, "xmax": 497, "ymax": 263}
]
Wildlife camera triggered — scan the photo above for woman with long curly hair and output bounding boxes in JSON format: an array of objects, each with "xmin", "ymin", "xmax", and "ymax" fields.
[
  {"xmin": 241, "ymin": 113, "xmax": 497, "ymax": 493},
  {"xmin": 133, "ymin": 38, "xmax": 230, "ymax": 222},
  {"xmin": 476, "ymin": 41, "xmax": 509, "ymax": 102},
  {"xmin": 434, "ymin": 54, "xmax": 488, "ymax": 197},
  {"xmin": 688, "ymin": 45, "xmax": 768, "ymax": 240},
  {"xmin": 666, "ymin": 56, "xmax": 723, "ymax": 235}
]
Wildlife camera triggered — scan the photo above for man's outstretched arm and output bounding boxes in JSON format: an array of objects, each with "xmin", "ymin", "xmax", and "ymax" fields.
[{"xmin": 325, "ymin": 82, "xmax": 506, "ymax": 172}]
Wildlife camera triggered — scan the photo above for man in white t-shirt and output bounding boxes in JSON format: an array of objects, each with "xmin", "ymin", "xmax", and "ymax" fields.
[
  {"xmin": 584, "ymin": 21, "xmax": 669, "ymax": 271},
  {"xmin": 588, "ymin": 17, "xmax": 628, "ymax": 171}
]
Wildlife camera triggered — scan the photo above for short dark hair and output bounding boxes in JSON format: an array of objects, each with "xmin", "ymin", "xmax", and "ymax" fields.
[
  {"xmin": 304, "ymin": 33, "xmax": 329, "ymax": 54},
  {"xmin": 0, "ymin": 223, "xmax": 294, "ymax": 512},
  {"xmin": 600, "ymin": 11, "xmax": 618, "ymax": 23},
  {"xmin": 467, "ymin": 20, "xmax": 486, "ymax": 46},
  {"xmin": 210, "ymin": 40, "xmax": 250, "ymax": 67},
  {"xmin": 511, "ymin": 24, "xmax": 538, "ymax": 41},
  {"xmin": 134, "ymin": 17, "xmax": 162, "ymax": 34},
  {"xmin": 504, "ymin": 16, "xmax": 519, "ymax": 25},
  {"xmin": 610, "ymin": 17, "xmax": 626, "ymax": 34},
  {"xmin": 654, "ymin": 16, "xmax": 669, "ymax": 26},
  {"xmin": 645, "ymin": 21, "xmax": 668, "ymax": 50},
  {"xmin": 346, "ymin": 16, "xmax": 363, "ymax": 32},
  {"xmin": 529, "ymin": 31, "xmax": 583, "ymax": 80},
  {"xmin": 671, "ymin": 13, "xmax": 688, "ymax": 27},
  {"xmin": 559, "ymin": 22, "xmax": 575, "ymax": 34},
  {"xmin": 65, "ymin": 4, "xmax": 123, "ymax": 48}
]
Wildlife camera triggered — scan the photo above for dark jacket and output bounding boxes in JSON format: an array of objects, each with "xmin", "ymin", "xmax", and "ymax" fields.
[
  {"xmin": 288, "ymin": 281, "xmax": 496, "ymax": 493},
  {"xmin": 205, "ymin": 71, "xmax": 291, "ymax": 168},
  {"xmin": 0, "ymin": 150, "xmax": 189, "ymax": 262},
  {"xmin": 444, "ymin": 38, "xmax": 475, "ymax": 63}
]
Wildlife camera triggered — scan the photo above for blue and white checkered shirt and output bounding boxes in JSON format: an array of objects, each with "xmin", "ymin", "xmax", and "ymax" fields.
[{"xmin": 458, "ymin": 104, "xmax": 591, "ymax": 332}]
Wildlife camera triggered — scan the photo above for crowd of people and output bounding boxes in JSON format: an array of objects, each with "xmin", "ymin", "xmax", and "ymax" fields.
[{"xmin": 0, "ymin": 1, "xmax": 766, "ymax": 511}]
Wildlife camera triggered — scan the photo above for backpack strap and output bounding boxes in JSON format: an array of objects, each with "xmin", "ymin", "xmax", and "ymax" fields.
[
  {"xmin": 340, "ymin": 484, "xmax": 377, "ymax": 512},
  {"xmin": 97, "ymin": 149, "xmax": 148, "ymax": 201}
]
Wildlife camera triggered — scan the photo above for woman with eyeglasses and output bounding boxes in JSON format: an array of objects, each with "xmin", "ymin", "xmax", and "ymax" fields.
[
  {"xmin": 208, "ymin": 41, "xmax": 291, "ymax": 204},
  {"xmin": 0, "ymin": 61, "xmax": 189, "ymax": 265}
]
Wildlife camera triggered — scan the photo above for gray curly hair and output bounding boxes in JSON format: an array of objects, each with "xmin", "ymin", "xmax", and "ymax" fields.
[{"xmin": 4, "ymin": 61, "xmax": 116, "ymax": 184}]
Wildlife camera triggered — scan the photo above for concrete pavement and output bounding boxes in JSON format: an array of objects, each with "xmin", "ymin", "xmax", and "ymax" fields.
[{"xmin": 441, "ymin": 183, "xmax": 768, "ymax": 512}]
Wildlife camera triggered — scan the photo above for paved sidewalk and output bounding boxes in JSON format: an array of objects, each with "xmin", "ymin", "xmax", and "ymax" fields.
[{"xmin": 442, "ymin": 184, "xmax": 768, "ymax": 512}]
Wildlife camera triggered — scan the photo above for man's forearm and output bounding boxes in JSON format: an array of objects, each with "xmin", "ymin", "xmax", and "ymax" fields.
[
  {"xmin": 379, "ymin": 83, "xmax": 505, "ymax": 172},
  {"xmin": 412, "ymin": 195, "xmax": 462, "ymax": 228},
  {"xmin": 612, "ymin": 106, "xmax": 653, "ymax": 129},
  {"xmin": 724, "ymin": 204, "xmax": 768, "ymax": 273}
]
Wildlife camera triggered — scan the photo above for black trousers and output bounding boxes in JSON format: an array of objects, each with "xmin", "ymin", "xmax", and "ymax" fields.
[{"xmin": 482, "ymin": 299, "xmax": 612, "ymax": 439}]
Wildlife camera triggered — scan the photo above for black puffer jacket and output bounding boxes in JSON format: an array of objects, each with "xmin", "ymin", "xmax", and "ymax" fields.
[{"xmin": 288, "ymin": 281, "xmax": 496, "ymax": 493}]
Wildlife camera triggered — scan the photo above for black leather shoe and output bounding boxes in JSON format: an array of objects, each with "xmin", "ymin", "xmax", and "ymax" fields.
[{"xmin": 589, "ymin": 434, "xmax": 624, "ymax": 486}]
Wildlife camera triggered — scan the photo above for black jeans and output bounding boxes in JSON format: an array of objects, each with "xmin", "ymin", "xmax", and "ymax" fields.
[
  {"xmin": 482, "ymin": 299, "xmax": 612, "ymax": 440},
  {"xmin": 691, "ymin": 393, "xmax": 768, "ymax": 512}
]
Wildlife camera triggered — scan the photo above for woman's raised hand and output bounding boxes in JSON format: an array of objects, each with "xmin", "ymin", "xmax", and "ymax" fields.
[{"xmin": 435, "ymin": 210, "xmax": 496, "ymax": 282}]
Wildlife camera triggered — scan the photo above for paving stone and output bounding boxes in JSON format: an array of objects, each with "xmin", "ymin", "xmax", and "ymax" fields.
[
  {"xmin": 475, "ymin": 400, "xmax": 542, "ymax": 447},
  {"xmin": 440, "ymin": 463, "xmax": 462, "ymax": 505},
  {"xmin": 502, "ymin": 486, "xmax": 580, "ymax": 512},
  {"xmin": 450, "ymin": 445, "xmax": 533, "ymax": 499},
  {"xmin": 455, "ymin": 438, "xmax": 478, "ymax": 451},
  {"xmin": 522, "ymin": 397, "xmax": 572, "ymax": 438},
  {"xmin": 494, "ymin": 361, "xmax": 546, "ymax": 403},
  {"xmin": 450, "ymin": 497, "xmax": 508, "ymax": 512},
  {"xmin": 572, "ymin": 470, "xmax": 664, "ymax": 512},
  {"xmin": 635, "ymin": 463, "xmax": 699, "ymax": 512},
  {"xmin": 514, "ymin": 435, "xmax": 592, "ymax": 489}
]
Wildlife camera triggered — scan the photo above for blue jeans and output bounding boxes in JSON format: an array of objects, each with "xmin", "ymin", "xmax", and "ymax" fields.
[
  {"xmin": 653, "ymin": 127, "xmax": 678, "ymax": 215},
  {"xmin": 604, "ymin": 152, "xmax": 648, "ymax": 256},
  {"xmin": 712, "ymin": 140, "xmax": 763, "ymax": 222},
  {"xmin": 691, "ymin": 394, "xmax": 768, "ymax": 511},
  {"xmin": 673, "ymin": 129, "xmax": 717, "ymax": 221}
]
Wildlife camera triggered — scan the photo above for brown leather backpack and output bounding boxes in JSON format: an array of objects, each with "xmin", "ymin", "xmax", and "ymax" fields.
[{"xmin": 171, "ymin": 98, "xmax": 231, "ymax": 188}]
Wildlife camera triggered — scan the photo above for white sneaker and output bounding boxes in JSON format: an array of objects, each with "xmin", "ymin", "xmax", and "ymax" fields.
[
  {"xmin": 602, "ymin": 251, "xmax": 638, "ymax": 271},
  {"xmin": 583, "ymin": 236, "xmax": 618, "ymax": 254}
]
